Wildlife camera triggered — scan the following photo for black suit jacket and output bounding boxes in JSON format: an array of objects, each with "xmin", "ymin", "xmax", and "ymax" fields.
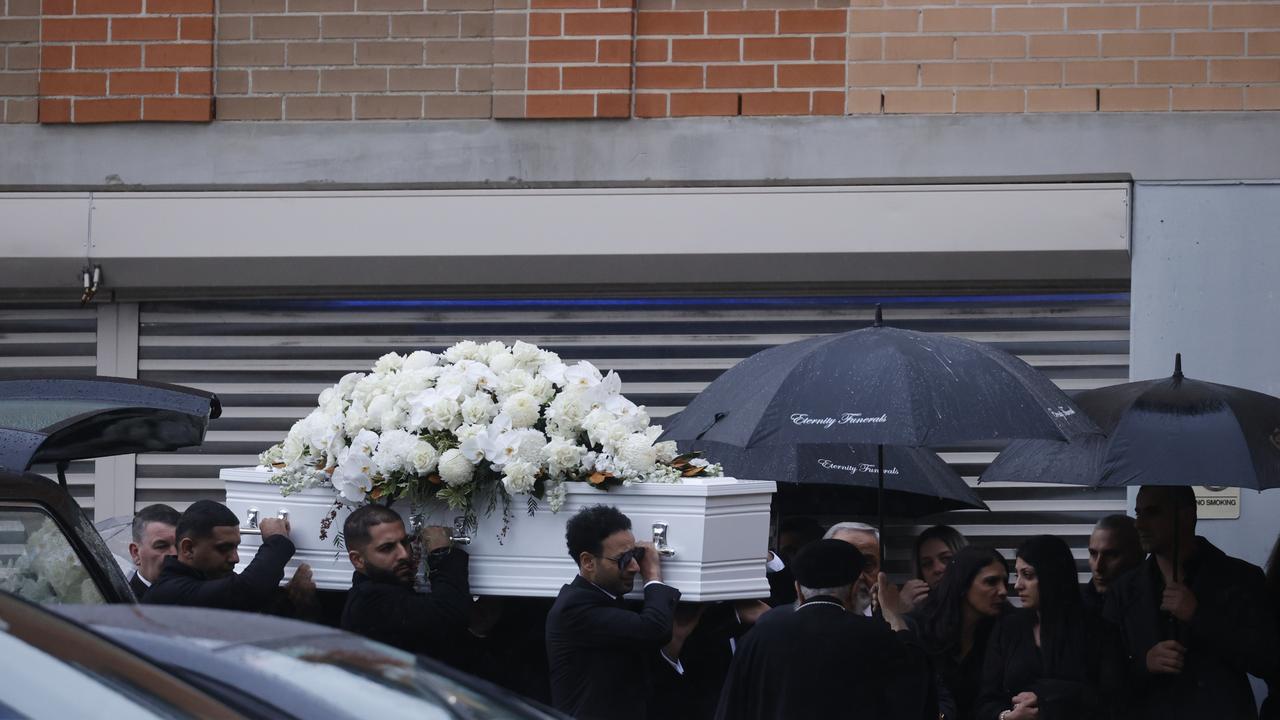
[
  {"xmin": 546, "ymin": 575, "xmax": 680, "ymax": 720},
  {"xmin": 143, "ymin": 534, "xmax": 295, "ymax": 612},
  {"xmin": 341, "ymin": 547, "xmax": 471, "ymax": 662},
  {"xmin": 128, "ymin": 571, "xmax": 149, "ymax": 601}
]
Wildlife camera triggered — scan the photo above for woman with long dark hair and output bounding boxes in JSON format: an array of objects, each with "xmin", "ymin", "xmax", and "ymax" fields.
[
  {"xmin": 916, "ymin": 545, "xmax": 1009, "ymax": 720},
  {"xmin": 977, "ymin": 535, "xmax": 1124, "ymax": 720}
]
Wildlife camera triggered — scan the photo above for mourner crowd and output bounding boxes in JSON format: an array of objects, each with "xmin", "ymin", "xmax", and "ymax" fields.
[{"xmin": 126, "ymin": 483, "xmax": 1280, "ymax": 720}]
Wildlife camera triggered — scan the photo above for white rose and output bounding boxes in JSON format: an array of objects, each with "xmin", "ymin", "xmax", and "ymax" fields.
[
  {"xmin": 496, "ymin": 368, "xmax": 533, "ymax": 400},
  {"xmin": 455, "ymin": 422, "xmax": 487, "ymax": 443},
  {"xmin": 281, "ymin": 434, "xmax": 305, "ymax": 465},
  {"xmin": 488, "ymin": 351, "xmax": 517, "ymax": 375},
  {"xmin": 461, "ymin": 394, "xmax": 498, "ymax": 425},
  {"xmin": 511, "ymin": 340, "xmax": 543, "ymax": 366},
  {"xmin": 526, "ymin": 376, "xmax": 556, "ymax": 404},
  {"xmin": 372, "ymin": 428, "xmax": 418, "ymax": 476},
  {"xmin": 444, "ymin": 340, "xmax": 481, "ymax": 364},
  {"xmin": 502, "ymin": 391, "xmax": 541, "ymax": 428},
  {"xmin": 542, "ymin": 437, "xmax": 586, "ymax": 476},
  {"xmin": 545, "ymin": 391, "xmax": 588, "ymax": 438},
  {"xmin": 426, "ymin": 396, "xmax": 461, "ymax": 432},
  {"xmin": 365, "ymin": 394, "xmax": 394, "ymax": 432},
  {"xmin": 438, "ymin": 448, "xmax": 475, "ymax": 487},
  {"xmin": 479, "ymin": 340, "xmax": 508, "ymax": 363},
  {"xmin": 502, "ymin": 460, "xmax": 538, "ymax": 494},
  {"xmin": 373, "ymin": 352, "xmax": 404, "ymax": 375},
  {"xmin": 410, "ymin": 441, "xmax": 439, "ymax": 475},
  {"xmin": 402, "ymin": 350, "xmax": 439, "ymax": 372}
]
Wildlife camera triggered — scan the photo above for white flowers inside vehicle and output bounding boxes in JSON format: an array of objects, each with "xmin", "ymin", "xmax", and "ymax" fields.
[{"xmin": 260, "ymin": 340, "xmax": 719, "ymax": 517}]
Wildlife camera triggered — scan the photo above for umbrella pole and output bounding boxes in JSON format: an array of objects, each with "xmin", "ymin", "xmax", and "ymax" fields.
[{"xmin": 877, "ymin": 444, "xmax": 885, "ymax": 572}]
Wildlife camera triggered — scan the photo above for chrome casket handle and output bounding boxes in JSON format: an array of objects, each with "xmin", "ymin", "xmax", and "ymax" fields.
[
  {"xmin": 241, "ymin": 507, "xmax": 287, "ymax": 535},
  {"xmin": 652, "ymin": 522, "xmax": 676, "ymax": 558}
]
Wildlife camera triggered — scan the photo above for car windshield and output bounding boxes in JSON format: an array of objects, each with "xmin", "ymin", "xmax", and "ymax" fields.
[{"xmin": 226, "ymin": 634, "xmax": 550, "ymax": 720}]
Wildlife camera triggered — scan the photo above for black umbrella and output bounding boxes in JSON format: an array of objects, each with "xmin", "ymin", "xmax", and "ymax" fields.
[
  {"xmin": 0, "ymin": 377, "xmax": 222, "ymax": 483},
  {"xmin": 688, "ymin": 440, "xmax": 987, "ymax": 517},
  {"xmin": 661, "ymin": 306, "xmax": 1095, "ymax": 559}
]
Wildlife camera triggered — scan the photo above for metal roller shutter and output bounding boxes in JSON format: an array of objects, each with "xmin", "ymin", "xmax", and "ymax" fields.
[
  {"xmin": 136, "ymin": 292, "xmax": 1130, "ymax": 582},
  {"xmin": 0, "ymin": 305, "xmax": 101, "ymax": 518}
]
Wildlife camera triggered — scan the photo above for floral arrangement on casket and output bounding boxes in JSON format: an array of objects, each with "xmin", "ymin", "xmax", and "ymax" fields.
[{"xmin": 259, "ymin": 340, "xmax": 720, "ymax": 539}]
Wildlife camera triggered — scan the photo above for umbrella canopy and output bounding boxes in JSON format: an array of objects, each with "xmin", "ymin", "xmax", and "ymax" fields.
[
  {"xmin": 979, "ymin": 434, "xmax": 1107, "ymax": 486},
  {"xmin": 0, "ymin": 377, "xmax": 222, "ymax": 472},
  {"xmin": 660, "ymin": 308, "xmax": 1097, "ymax": 448},
  {"xmin": 689, "ymin": 440, "xmax": 987, "ymax": 517}
]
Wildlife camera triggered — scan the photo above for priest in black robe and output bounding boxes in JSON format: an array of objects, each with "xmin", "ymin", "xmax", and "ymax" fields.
[{"xmin": 714, "ymin": 539, "xmax": 935, "ymax": 720}]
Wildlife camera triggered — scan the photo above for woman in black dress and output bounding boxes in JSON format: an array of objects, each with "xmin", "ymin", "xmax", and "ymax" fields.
[
  {"xmin": 915, "ymin": 545, "xmax": 1009, "ymax": 720},
  {"xmin": 977, "ymin": 535, "xmax": 1124, "ymax": 720}
]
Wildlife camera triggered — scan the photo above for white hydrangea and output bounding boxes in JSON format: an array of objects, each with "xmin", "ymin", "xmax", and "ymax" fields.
[
  {"xmin": 373, "ymin": 428, "xmax": 418, "ymax": 476},
  {"xmin": 438, "ymin": 448, "xmax": 475, "ymax": 487}
]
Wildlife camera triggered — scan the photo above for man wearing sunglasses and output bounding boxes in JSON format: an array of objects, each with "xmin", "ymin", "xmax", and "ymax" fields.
[{"xmin": 546, "ymin": 504, "xmax": 680, "ymax": 720}]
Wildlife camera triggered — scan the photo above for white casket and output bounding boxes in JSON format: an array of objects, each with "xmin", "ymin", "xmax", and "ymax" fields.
[{"xmin": 222, "ymin": 467, "xmax": 777, "ymax": 602}]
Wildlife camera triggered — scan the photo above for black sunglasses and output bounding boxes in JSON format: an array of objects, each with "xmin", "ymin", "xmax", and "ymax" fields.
[{"xmin": 600, "ymin": 546, "xmax": 645, "ymax": 572}]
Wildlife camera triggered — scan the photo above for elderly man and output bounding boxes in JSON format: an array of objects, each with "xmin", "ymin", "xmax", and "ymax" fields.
[
  {"xmin": 824, "ymin": 521, "xmax": 880, "ymax": 615},
  {"xmin": 127, "ymin": 503, "xmax": 180, "ymax": 600},
  {"xmin": 714, "ymin": 539, "xmax": 932, "ymax": 719},
  {"xmin": 1082, "ymin": 513, "xmax": 1143, "ymax": 615},
  {"xmin": 546, "ymin": 504, "xmax": 680, "ymax": 720},
  {"xmin": 1105, "ymin": 485, "xmax": 1278, "ymax": 719}
]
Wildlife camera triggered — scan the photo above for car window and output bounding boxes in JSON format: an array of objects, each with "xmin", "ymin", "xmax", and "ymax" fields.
[
  {"xmin": 0, "ymin": 507, "xmax": 106, "ymax": 605},
  {"xmin": 0, "ymin": 398, "xmax": 132, "ymax": 433}
]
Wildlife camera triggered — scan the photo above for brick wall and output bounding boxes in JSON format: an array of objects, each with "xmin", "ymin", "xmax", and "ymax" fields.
[{"xmin": 3, "ymin": 0, "xmax": 1278, "ymax": 122}]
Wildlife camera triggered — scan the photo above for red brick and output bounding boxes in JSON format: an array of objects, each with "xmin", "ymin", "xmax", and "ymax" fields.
[
  {"xmin": 814, "ymin": 37, "xmax": 845, "ymax": 61},
  {"xmin": 669, "ymin": 91, "xmax": 737, "ymax": 116},
  {"xmin": 530, "ymin": 12, "xmax": 561, "ymax": 36},
  {"xmin": 599, "ymin": 40, "xmax": 631, "ymax": 63},
  {"xmin": 777, "ymin": 62, "xmax": 843, "ymax": 87},
  {"xmin": 528, "ymin": 39, "xmax": 596, "ymax": 62},
  {"xmin": 634, "ymin": 92, "xmax": 666, "ymax": 117},
  {"xmin": 108, "ymin": 70, "xmax": 174, "ymax": 94},
  {"xmin": 76, "ymin": 44, "xmax": 142, "ymax": 69},
  {"xmin": 596, "ymin": 93, "xmax": 629, "ymax": 118},
  {"xmin": 778, "ymin": 10, "xmax": 845, "ymax": 34},
  {"xmin": 178, "ymin": 70, "xmax": 212, "ymax": 93},
  {"xmin": 525, "ymin": 93, "xmax": 594, "ymax": 118},
  {"xmin": 812, "ymin": 90, "xmax": 842, "ymax": 115},
  {"xmin": 636, "ymin": 65, "xmax": 702, "ymax": 88},
  {"xmin": 40, "ymin": 71, "xmax": 107, "ymax": 96},
  {"xmin": 706, "ymin": 64, "xmax": 773, "ymax": 88},
  {"xmin": 562, "ymin": 65, "xmax": 631, "ymax": 89},
  {"xmin": 111, "ymin": 17, "xmax": 178, "ymax": 41},
  {"xmin": 76, "ymin": 0, "xmax": 141, "ymax": 12},
  {"xmin": 1101, "ymin": 33, "xmax": 1171, "ymax": 58},
  {"xmin": 1211, "ymin": 59, "xmax": 1280, "ymax": 82},
  {"xmin": 527, "ymin": 66, "xmax": 560, "ymax": 90},
  {"xmin": 1174, "ymin": 32, "xmax": 1243, "ymax": 57},
  {"xmin": 1068, "ymin": 7, "xmax": 1136, "ymax": 31},
  {"xmin": 1212, "ymin": 4, "xmax": 1280, "ymax": 30},
  {"xmin": 144, "ymin": 0, "xmax": 212, "ymax": 13},
  {"xmin": 636, "ymin": 11, "xmax": 702, "ymax": 35},
  {"xmin": 74, "ymin": 97, "xmax": 141, "ymax": 122},
  {"xmin": 143, "ymin": 96, "xmax": 212, "ymax": 120},
  {"xmin": 563, "ymin": 12, "xmax": 632, "ymax": 36},
  {"xmin": 1171, "ymin": 86, "xmax": 1242, "ymax": 111},
  {"xmin": 144, "ymin": 43, "xmax": 212, "ymax": 68},
  {"xmin": 672, "ymin": 38, "xmax": 739, "ymax": 62},
  {"xmin": 42, "ymin": 0, "xmax": 74, "ymax": 15},
  {"xmin": 39, "ymin": 98, "xmax": 72, "ymax": 122},
  {"xmin": 707, "ymin": 11, "xmax": 774, "ymax": 35},
  {"xmin": 741, "ymin": 91, "xmax": 808, "ymax": 115},
  {"xmin": 744, "ymin": 37, "xmax": 810, "ymax": 61},
  {"xmin": 180, "ymin": 17, "xmax": 215, "ymax": 40},
  {"xmin": 531, "ymin": 0, "xmax": 595, "ymax": 8},
  {"xmin": 636, "ymin": 38, "xmax": 667, "ymax": 62},
  {"xmin": 43, "ymin": 18, "xmax": 108, "ymax": 42},
  {"xmin": 41, "ymin": 46, "xmax": 74, "ymax": 70}
]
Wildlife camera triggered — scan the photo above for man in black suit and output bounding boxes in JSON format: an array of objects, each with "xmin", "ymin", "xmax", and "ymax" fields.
[
  {"xmin": 127, "ymin": 503, "xmax": 180, "ymax": 600},
  {"xmin": 546, "ymin": 504, "xmax": 680, "ymax": 720},
  {"xmin": 340, "ymin": 504, "xmax": 472, "ymax": 664},
  {"xmin": 145, "ymin": 499, "xmax": 317, "ymax": 615}
]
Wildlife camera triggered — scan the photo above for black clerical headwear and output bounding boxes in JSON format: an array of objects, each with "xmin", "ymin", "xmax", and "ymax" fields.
[{"xmin": 792, "ymin": 538, "xmax": 866, "ymax": 588}]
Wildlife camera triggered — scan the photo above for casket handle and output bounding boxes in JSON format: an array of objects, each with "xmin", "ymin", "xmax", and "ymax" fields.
[
  {"xmin": 241, "ymin": 507, "xmax": 288, "ymax": 536},
  {"xmin": 652, "ymin": 522, "xmax": 676, "ymax": 558},
  {"xmin": 451, "ymin": 517, "xmax": 472, "ymax": 546}
]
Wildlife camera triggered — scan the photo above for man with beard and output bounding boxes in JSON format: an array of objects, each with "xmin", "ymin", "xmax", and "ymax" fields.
[
  {"xmin": 340, "ymin": 504, "xmax": 472, "ymax": 663},
  {"xmin": 145, "ymin": 500, "xmax": 317, "ymax": 613},
  {"xmin": 824, "ymin": 521, "xmax": 880, "ymax": 615},
  {"xmin": 127, "ymin": 504, "xmax": 180, "ymax": 600},
  {"xmin": 1081, "ymin": 514, "xmax": 1142, "ymax": 616}
]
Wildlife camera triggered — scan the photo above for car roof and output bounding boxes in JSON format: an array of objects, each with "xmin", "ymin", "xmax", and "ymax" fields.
[{"xmin": 55, "ymin": 604, "xmax": 346, "ymax": 649}]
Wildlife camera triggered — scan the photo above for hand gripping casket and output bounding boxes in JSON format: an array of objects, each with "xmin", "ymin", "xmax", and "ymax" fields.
[{"xmin": 222, "ymin": 467, "xmax": 777, "ymax": 602}]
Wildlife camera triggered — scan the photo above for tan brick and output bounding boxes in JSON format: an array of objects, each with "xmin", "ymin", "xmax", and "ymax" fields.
[
  {"xmin": 1027, "ymin": 87, "xmax": 1095, "ymax": 112},
  {"xmin": 252, "ymin": 69, "xmax": 318, "ymax": 93},
  {"xmin": 956, "ymin": 88, "xmax": 1023, "ymax": 112},
  {"xmin": 1066, "ymin": 59, "xmax": 1134, "ymax": 84},
  {"xmin": 1245, "ymin": 85, "xmax": 1280, "ymax": 110},
  {"xmin": 1174, "ymin": 32, "xmax": 1243, "ymax": 57},
  {"xmin": 493, "ymin": 39, "xmax": 525, "ymax": 64},
  {"xmin": 216, "ymin": 95, "xmax": 282, "ymax": 119},
  {"xmin": 391, "ymin": 15, "xmax": 459, "ymax": 38},
  {"xmin": 847, "ymin": 62, "xmax": 917, "ymax": 86},
  {"xmin": 218, "ymin": 16, "xmax": 251, "ymax": 41},
  {"xmin": 849, "ymin": 9, "xmax": 918, "ymax": 33},
  {"xmin": 848, "ymin": 37, "xmax": 883, "ymax": 61},
  {"xmin": 1211, "ymin": 58, "xmax": 1280, "ymax": 82},
  {"xmin": 426, "ymin": 39, "xmax": 491, "ymax": 64},
  {"xmin": 1102, "ymin": 33, "xmax": 1171, "ymax": 57},
  {"xmin": 1170, "ymin": 86, "xmax": 1241, "ymax": 110},
  {"xmin": 355, "ymin": 41, "xmax": 422, "ymax": 65},
  {"xmin": 1029, "ymin": 34, "xmax": 1098, "ymax": 59},
  {"xmin": 389, "ymin": 66, "xmax": 455, "ymax": 90},
  {"xmin": 1212, "ymin": 4, "xmax": 1280, "ymax": 30},
  {"xmin": 885, "ymin": 36, "xmax": 954, "ymax": 60},
  {"xmin": 1068, "ymin": 7, "xmax": 1136, "ymax": 31},
  {"xmin": 285, "ymin": 94, "xmax": 352, "ymax": 119},
  {"xmin": 1099, "ymin": 86, "xmax": 1168, "ymax": 111},
  {"xmin": 922, "ymin": 8, "xmax": 990, "ymax": 33},
  {"xmin": 358, "ymin": 0, "xmax": 423, "ymax": 9},
  {"xmin": 8, "ymin": 47, "xmax": 41, "ymax": 71},
  {"xmin": 216, "ymin": 69, "xmax": 249, "ymax": 93},
  {"xmin": 492, "ymin": 93, "xmax": 523, "ymax": 118},
  {"xmin": 290, "ymin": 0, "xmax": 354, "ymax": 10},
  {"xmin": 424, "ymin": 93, "xmax": 489, "ymax": 118},
  {"xmin": 289, "ymin": 41, "xmax": 356, "ymax": 66},
  {"xmin": 5, "ymin": 99, "xmax": 38, "ymax": 123},
  {"xmin": 1140, "ymin": 5, "xmax": 1208, "ymax": 30},
  {"xmin": 322, "ymin": 15, "xmax": 389, "ymax": 39},
  {"xmin": 493, "ymin": 65, "xmax": 523, "ymax": 90},
  {"xmin": 460, "ymin": 13, "xmax": 494, "ymax": 38},
  {"xmin": 455, "ymin": 66, "xmax": 490, "ymax": 90},
  {"xmin": 953, "ymin": 35, "xmax": 1024, "ymax": 60},
  {"xmin": 0, "ymin": 73, "xmax": 38, "ymax": 96},
  {"xmin": 883, "ymin": 89, "xmax": 952, "ymax": 113},
  {"xmin": 355, "ymin": 93, "xmax": 422, "ymax": 118},
  {"xmin": 221, "ymin": 0, "xmax": 284, "ymax": 11},
  {"xmin": 320, "ymin": 67, "xmax": 386, "ymax": 91},
  {"xmin": 493, "ymin": 12, "xmax": 527, "ymax": 37},
  {"xmin": 992, "ymin": 60, "xmax": 1061, "ymax": 85},
  {"xmin": 921, "ymin": 61, "xmax": 989, "ymax": 85},
  {"xmin": 846, "ymin": 89, "xmax": 881, "ymax": 113},
  {"xmin": 255, "ymin": 16, "xmax": 320, "ymax": 40},
  {"xmin": 1249, "ymin": 32, "xmax": 1280, "ymax": 57},
  {"xmin": 1136, "ymin": 59, "xmax": 1205, "ymax": 83},
  {"xmin": 217, "ymin": 42, "xmax": 286, "ymax": 67},
  {"xmin": 994, "ymin": 8, "xmax": 1062, "ymax": 32}
]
